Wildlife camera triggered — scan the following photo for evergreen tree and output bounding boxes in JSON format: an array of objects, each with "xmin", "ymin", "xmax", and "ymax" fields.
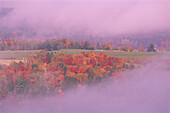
[
  {"xmin": 147, "ymin": 44, "xmax": 156, "ymax": 52},
  {"xmin": 96, "ymin": 42, "xmax": 100, "ymax": 49}
]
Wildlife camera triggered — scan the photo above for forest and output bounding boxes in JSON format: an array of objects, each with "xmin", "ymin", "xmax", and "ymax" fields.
[
  {"xmin": 0, "ymin": 50, "xmax": 135, "ymax": 100},
  {"xmin": 0, "ymin": 37, "xmax": 167, "ymax": 52}
]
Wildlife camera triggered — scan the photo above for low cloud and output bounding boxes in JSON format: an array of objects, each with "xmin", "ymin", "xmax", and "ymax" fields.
[{"xmin": 0, "ymin": 0, "xmax": 169, "ymax": 38}]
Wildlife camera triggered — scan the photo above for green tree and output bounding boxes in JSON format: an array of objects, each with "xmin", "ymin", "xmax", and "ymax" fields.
[
  {"xmin": 96, "ymin": 42, "xmax": 100, "ymax": 49},
  {"xmin": 43, "ymin": 41, "xmax": 52, "ymax": 51},
  {"xmin": 63, "ymin": 76, "xmax": 77, "ymax": 89},
  {"xmin": 100, "ymin": 44, "xmax": 110, "ymax": 50},
  {"xmin": 147, "ymin": 44, "xmax": 156, "ymax": 52},
  {"xmin": 18, "ymin": 61, "xmax": 24, "ymax": 66},
  {"xmin": 0, "ymin": 64, "xmax": 2, "ymax": 70},
  {"xmin": 88, "ymin": 68, "xmax": 96, "ymax": 80},
  {"xmin": 46, "ymin": 52, "xmax": 53, "ymax": 63},
  {"xmin": 14, "ymin": 75, "xmax": 30, "ymax": 94},
  {"xmin": 31, "ymin": 64, "xmax": 38, "ymax": 69},
  {"xmin": 63, "ymin": 66, "xmax": 67, "ymax": 75}
]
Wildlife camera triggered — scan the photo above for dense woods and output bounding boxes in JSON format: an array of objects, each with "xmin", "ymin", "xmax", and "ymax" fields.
[
  {"xmin": 0, "ymin": 51, "xmax": 133, "ymax": 99},
  {"xmin": 0, "ymin": 39, "xmax": 94, "ymax": 51},
  {"xmin": 0, "ymin": 38, "xmax": 136, "ymax": 51}
]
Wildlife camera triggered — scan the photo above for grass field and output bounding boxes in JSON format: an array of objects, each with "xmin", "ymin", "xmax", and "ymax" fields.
[
  {"xmin": 54, "ymin": 49, "xmax": 161, "ymax": 59},
  {"xmin": 0, "ymin": 50, "xmax": 39, "ymax": 65},
  {"xmin": 0, "ymin": 50, "xmax": 39, "ymax": 59},
  {"xmin": 0, "ymin": 49, "xmax": 164, "ymax": 66},
  {"xmin": 55, "ymin": 49, "xmax": 160, "ymax": 56}
]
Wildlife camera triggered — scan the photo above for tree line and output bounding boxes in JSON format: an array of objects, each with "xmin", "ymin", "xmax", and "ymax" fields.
[{"xmin": 0, "ymin": 38, "xmax": 157, "ymax": 52}]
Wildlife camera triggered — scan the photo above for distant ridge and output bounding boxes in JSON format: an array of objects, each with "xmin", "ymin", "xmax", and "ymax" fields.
[{"xmin": 0, "ymin": 8, "xmax": 13, "ymax": 17}]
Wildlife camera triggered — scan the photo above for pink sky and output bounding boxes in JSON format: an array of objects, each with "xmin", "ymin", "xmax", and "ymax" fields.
[{"xmin": 0, "ymin": 0, "xmax": 169, "ymax": 37}]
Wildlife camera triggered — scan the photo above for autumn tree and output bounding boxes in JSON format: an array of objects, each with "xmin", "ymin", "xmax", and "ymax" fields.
[
  {"xmin": 158, "ymin": 47, "xmax": 163, "ymax": 52},
  {"xmin": 127, "ymin": 46, "xmax": 134, "ymax": 52},
  {"xmin": 138, "ymin": 44, "xmax": 144, "ymax": 52},
  {"xmin": 65, "ymin": 39, "xmax": 70, "ymax": 49},
  {"xmin": 100, "ymin": 44, "xmax": 110, "ymax": 50}
]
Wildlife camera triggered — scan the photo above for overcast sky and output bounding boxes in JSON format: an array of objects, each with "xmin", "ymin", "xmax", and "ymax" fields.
[{"xmin": 0, "ymin": 0, "xmax": 169, "ymax": 37}]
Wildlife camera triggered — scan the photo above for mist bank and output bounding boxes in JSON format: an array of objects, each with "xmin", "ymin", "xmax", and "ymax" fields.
[
  {"xmin": 0, "ymin": 0, "xmax": 169, "ymax": 38},
  {"xmin": 0, "ymin": 55, "xmax": 169, "ymax": 113}
]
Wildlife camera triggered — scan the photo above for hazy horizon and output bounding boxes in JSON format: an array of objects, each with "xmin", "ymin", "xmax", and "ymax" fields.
[{"xmin": 0, "ymin": 0, "xmax": 170, "ymax": 38}]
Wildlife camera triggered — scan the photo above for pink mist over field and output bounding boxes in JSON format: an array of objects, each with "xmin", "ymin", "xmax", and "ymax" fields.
[
  {"xmin": 0, "ymin": 55, "xmax": 169, "ymax": 113},
  {"xmin": 0, "ymin": 0, "xmax": 170, "ymax": 112}
]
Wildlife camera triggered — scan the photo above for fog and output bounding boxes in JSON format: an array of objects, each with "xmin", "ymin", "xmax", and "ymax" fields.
[
  {"xmin": 0, "ymin": 0, "xmax": 170, "ymax": 38},
  {"xmin": 0, "ymin": 55, "xmax": 169, "ymax": 113},
  {"xmin": 0, "ymin": 1, "xmax": 169, "ymax": 112}
]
